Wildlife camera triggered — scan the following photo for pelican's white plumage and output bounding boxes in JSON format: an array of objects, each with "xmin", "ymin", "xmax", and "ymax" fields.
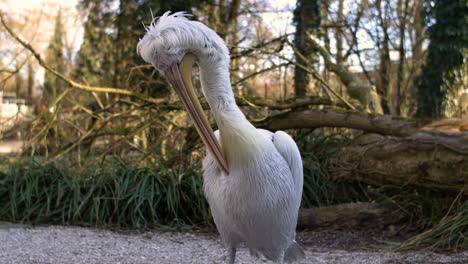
[{"xmin": 138, "ymin": 12, "xmax": 305, "ymax": 263}]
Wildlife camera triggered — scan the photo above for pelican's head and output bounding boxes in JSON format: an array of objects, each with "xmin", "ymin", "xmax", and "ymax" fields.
[
  {"xmin": 137, "ymin": 11, "xmax": 229, "ymax": 73},
  {"xmin": 137, "ymin": 11, "xmax": 229, "ymax": 173}
]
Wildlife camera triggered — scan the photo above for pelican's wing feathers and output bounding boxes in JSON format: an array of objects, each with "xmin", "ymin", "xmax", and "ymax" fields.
[{"xmin": 257, "ymin": 129, "xmax": 303, "ymax": 196}]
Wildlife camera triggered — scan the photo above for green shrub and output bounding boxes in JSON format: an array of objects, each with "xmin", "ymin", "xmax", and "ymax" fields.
[
  {"xmin": 295, "ymin": 129, "xmax": 368, "ymax": 207},
  {"xmin": 0, "ymin": 158, "xmax": 209, "ymax": 228}
]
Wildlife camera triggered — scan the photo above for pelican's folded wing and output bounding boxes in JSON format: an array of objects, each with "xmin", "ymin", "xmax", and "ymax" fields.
[{"xmin": 272, "ymin": 131, "xmax": 304, "ymax": 199}]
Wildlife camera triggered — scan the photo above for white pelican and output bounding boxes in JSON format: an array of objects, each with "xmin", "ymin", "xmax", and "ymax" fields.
[{"xmin": 137, "ymin": 12, "xmax": 305, "ymax": 264}]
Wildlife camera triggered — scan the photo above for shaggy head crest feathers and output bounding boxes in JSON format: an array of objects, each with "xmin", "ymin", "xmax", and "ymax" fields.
[{"xmin": 137, "ymin": 11, "xmax": 229, "ymax": 71}]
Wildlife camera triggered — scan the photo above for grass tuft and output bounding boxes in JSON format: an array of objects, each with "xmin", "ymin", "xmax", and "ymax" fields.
[
  {"xmin": 0, "ymin": 157, "xmax": 210, "ymax": 228},
  {"xmin": 396, "ymin": 195, "xmax": 467, "ymax": 252}
]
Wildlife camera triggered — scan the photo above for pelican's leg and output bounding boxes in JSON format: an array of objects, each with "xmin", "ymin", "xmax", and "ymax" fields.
[
  {"xmin": 278, "ymin": 251, "xmax": 285, "ymax": 264},
  {"xmin": 227, "ymin": 247, "xmax": 236, "ymax": 264},
  {"xmin": 248, "ymin": 248, "xmax": 260, "ymax": 258}
]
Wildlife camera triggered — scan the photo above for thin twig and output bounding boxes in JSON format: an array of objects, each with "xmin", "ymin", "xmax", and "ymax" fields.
[
  {"xmin": 232, "ymin": 62, "xmax": 290, "ymax": 87},
  {"xmin": 286, "ymin": 41, "xmax": 357, "ymax": 110},
  {"xmin": 233, "ymin": 43, "xmax": 356, "ymax": 110}
]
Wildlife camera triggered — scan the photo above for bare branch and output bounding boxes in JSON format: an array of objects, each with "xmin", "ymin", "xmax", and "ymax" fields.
[
  {"xmin": 254, "ymin": 108, "xmax": 425, "ymax": 137},
  {"xmin": 232, "ymin": 62, "xmax": 290, "ymax": 87},
  {"xmin": 286, "ymin": 40, "xmax": 357, "ymax": 111},
  {"xmin": 0, "ymin": 12, "xmax": 161, "ymax": 105},
  {"xmin": 307, "ymin": 37, "xmax": 371, "ymax": 107}
]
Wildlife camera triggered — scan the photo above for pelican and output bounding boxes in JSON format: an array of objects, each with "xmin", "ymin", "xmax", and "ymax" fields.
[{"xmin": 137, "ymin": 12, "xmax": 305, "ymax": 264}]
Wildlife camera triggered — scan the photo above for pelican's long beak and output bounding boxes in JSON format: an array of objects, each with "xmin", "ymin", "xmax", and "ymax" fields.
[{"xmin": 164, "ymin": 53, "xmax": 229, "ymax": 174}]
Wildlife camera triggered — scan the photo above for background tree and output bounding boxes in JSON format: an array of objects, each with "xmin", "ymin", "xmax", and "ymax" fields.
[
  {"xmin": 395, "ymin": 0, "xmax": 410, "ymax": 115},
  {"xmin": 376, "ymin": 0, "xmax": 392, "ymax": 114},
  {"xmin": 73, "ymin": 1, "xmax": 114, "ymax": 89},
  {"xmin": 416, "ymin": 0, "xmax": 467, "ymax": 118},
  {"xmin": 43, "ymin": 9, "xmax": 66, "ymax": 106},
  {"xmin": 407, "ymin": 0, "xmax": 426, "ymax": 114},
  {"xmin": 293, "ymin": 0, "xmax": 320, "ymax": 97},
  {"xmin": 27, "ymin": 59, "xmax": 34, "ymax": 101}
]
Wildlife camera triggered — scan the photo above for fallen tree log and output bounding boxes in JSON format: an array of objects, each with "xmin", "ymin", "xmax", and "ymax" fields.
[
  {"xmin": 329, "ymin": 133, "xmax": 468, "ymax": 194},
  {"xmin": 256, "ymin": 110, "xmax": 468, "ymax": 193},
  {"xmin": 254, "ymin": 108, "xmax": 426, "ymax": 137},
  {"xmin": 253, "ymin": 104, "xmax": 468, "ymax": 137},
  {"xmin": 298, "ymin": 202, "xmax": 402, "ymax": 229}
]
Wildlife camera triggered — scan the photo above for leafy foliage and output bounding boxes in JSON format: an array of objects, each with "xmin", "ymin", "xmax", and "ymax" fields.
[
  {"xmin": 416, "ymin": 0, "xmax": 467, "ymax": 118},
  {"xmin": 73, "ymin": 1, "xmax": 115, "ymax": 88}
]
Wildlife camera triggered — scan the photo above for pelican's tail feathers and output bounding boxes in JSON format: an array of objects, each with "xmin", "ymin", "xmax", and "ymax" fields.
[{"xmin": 284, "ymin": 240, "xmax": 305, "ymax": 263}]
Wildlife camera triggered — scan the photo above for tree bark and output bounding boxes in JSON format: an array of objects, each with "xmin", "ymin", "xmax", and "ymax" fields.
[
  {"xmin": 329, "ymin": 132, "xmax": 468, "ymax": 194},
  {"xmin": 408, "ymin": 0, "xmax": 425, "ymax": 115},
  {"xmin": 255, "ymin": 109, "xmax": 467, "ymax": 193},
  {"xmin": 254, "ymin": 108, "xmax": 424, "ymax": 137},
  {"xmin": 396, "ymin": 0, "xmax": 410, "ymax": 116},
  {"xmin": 293, "ymin": 0, "xmax": 320, "ymax": 97},
  {"xmin": 335, "ymin": 0, "xmax": 344, "ymax": 65},
  {"xmin": 376, "ymin": 0, "xmax": 392, "ymax": 115}
]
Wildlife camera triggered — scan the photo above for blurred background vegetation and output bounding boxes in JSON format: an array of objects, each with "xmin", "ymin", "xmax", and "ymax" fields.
[{"xmin": 0, "ymin": 0, "xmax": 466, "ymax": 252}]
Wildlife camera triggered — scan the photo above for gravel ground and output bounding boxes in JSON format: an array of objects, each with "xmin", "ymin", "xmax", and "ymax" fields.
[{"xmin": 0, "ymin": 225, "xmax": 466, "ymax": 264}]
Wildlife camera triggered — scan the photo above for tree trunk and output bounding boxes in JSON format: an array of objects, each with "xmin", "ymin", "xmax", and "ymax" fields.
[
  {"xmin": 15, "ymin": 66, "xmax": 21, "ymax": 97},
  {"xmin": 335, "ymin": 0, "xmax": 344, "ymax": 65},
  {"xmin": 376, "ymin": 0, "xmax": 391, "ymax": 115},
  {"xmin": 27, "ymin": 60, "xmax": 34, "ymax": 100},
  {"xmin": 330, "ymin": 132, "xmax": 467, "ymax": 194},
  {"xmin": 293, "ymin": 0, "xmax": 320, "ymax": 97},
  {"xmin": 255, "ymin": 108, "xmax": 467, "ymax": 193},
  {"xmin": 408, "ymin": 0, "xmax": 425, "ymax": 115},
  {"xmin": 396, "ymin": 0, "xmax": 410, "ymax": 116}
]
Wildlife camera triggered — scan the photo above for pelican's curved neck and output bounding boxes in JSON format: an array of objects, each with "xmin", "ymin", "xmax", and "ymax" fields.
[
  {"xmin": 197, "ymin": 53, "xmax": 263, "ymax": 166},
  {"xmin": 197, "ymin": 54, "xmax": 244, "ymax": 121}
]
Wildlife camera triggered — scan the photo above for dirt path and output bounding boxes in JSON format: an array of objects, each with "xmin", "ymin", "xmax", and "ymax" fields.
[{"xmin": 0, "ymin": 225, "xmax": 466, "ymax": 264}]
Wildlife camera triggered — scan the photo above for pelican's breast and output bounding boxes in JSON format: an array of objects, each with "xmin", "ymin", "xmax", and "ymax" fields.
[{"xmin": 202, "ymin": 122, "xmax": 298, "ymax": 252}]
